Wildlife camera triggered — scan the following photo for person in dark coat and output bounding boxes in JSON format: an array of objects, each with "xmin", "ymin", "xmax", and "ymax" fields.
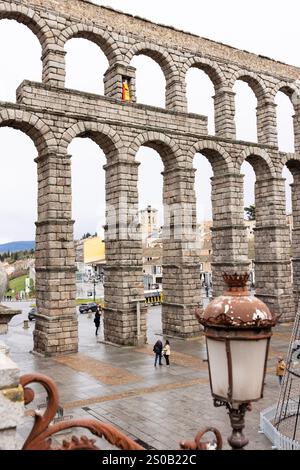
[
  {"xmin": 205, "ymin": 284, "xmax": 209, "ymax": 297},
  {"xmin": 153, "ymin": 339, "xmax": 163, "ymax": 366},
  {"xmin": 94, "ymin": 308, "xmax": 101, "ymax": 336}
]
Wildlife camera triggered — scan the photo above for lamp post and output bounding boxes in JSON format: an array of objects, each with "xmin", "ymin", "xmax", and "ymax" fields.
[
  {"xmin": 195, "ymin": 272, "xmax": 277, "ymax": 450},
  {"xmin": 130, "ymin": 298, "xmax": 145, "ymax": 347},
  {"xmin": 93, "ymin": 277, "xmax": 97, "ymax": 302},
  {"xmin": 90, "ymin": 271, "xmax": 101, "ymax": 302}
]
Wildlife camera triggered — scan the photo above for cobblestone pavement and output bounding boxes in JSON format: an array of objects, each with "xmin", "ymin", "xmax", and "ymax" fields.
[{"xmin": 3, "ymin": 301, "xmax": 294, "ymax": 450}]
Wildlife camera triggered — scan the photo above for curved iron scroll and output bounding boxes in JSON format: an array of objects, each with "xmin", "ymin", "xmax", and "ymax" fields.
[
  {"xmin": 180, "ymin": 427, "xmax": 223, "ymax": 450},
  {"xmin": 20, "ymin": 373, "xmax": 144, "ymax": 450}
]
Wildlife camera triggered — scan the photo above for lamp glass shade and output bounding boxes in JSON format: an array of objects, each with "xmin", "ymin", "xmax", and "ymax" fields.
[
  {"xmin": 207, "ymin": 338, "xmax": 229, "ymax": 399},
  {"xmin": 231, "ymin": 339, "xmax": 268, "ymax": 402}
]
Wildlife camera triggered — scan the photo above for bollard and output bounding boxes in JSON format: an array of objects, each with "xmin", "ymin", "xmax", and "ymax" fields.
[{"xmin": 23, "ymin": 320, "xmax": 29, "ymax": 329}]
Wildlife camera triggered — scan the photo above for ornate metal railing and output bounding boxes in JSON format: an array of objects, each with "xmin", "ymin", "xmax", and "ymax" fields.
[{"xmin": 20, "ymin": 373, "xmax": 222, "ymax": 450}]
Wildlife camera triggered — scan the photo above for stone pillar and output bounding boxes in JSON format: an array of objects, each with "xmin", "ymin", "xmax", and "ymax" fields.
[
  {"xmin": 256, "ymin": 100, "xmax": 278, "ymax": 147},
  {"xmin": 162, "ymin": 167, "xmax": 202, "ymax": 337},
  {"xmin": 103, "ymin": 159, "xmax": 147, "ymax": 346},
  {"xmin": 214, "ymin": 87, "xmax": 236, "ymax": 139},
  {"xmin": 42, "ymin": 47, "xmax": 66, "ymax": 88},
  {"xmin": 211, "ymin": 173, "xmax": 249, "ymax": 296},
  {"xmin": 254, "ymin": 177, "xmax": 294, "ymax": 320},
  {"xmin": 0, "ymin": 343, "xmax": 24, "ymax": 450},
  {"xmin": 33, "ymin": 153, "xmax": 78, "ymax": 356},
  {"xmin": 166, "ymin": 79, "xmax": 187, "ymax": 113},
  {"xmin": 291, "ymin": 172, "xmax": 300, "ymax": 306},
  {"xmin": 104, "ymin": 64, "xmax": 136, "ymax": 102},
  {"xmin": 293, "ymin": 106, "xmax": 300, "ymax": 154}
]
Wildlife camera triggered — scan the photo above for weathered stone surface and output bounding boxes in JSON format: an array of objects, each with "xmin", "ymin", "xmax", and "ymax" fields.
[
  {"xmin": 0, "ymin": 351, "xmax": 24, "ymax": 450},
  {"xmin": 0, "ymin": 353, "xmax": 20, "ymax": 389}
]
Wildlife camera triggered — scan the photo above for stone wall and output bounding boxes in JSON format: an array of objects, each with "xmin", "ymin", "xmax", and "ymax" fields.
[
  {"xmin": 0, "ymin": 343, "xmax": 24, "ymax": 450},
  {"xmin": 0, "ymin": 0, "xmax": 299, "ymax": 352}
]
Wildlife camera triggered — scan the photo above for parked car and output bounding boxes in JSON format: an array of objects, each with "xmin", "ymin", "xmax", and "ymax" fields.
[
  {"xmin": 79, "ymin": 302, "xmax": 98, "ymax": 314},
  {"xmin": 28, "ymin": 307, "xmax": 37, "ymax": 321}
]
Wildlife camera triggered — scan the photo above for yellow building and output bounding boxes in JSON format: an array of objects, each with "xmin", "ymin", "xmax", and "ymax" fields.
[{"xmin": 84, "ymin": 237, "xmax": 105, "ymax": 265}]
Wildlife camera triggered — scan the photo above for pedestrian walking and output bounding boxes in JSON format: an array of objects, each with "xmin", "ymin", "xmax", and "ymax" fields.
[
  {"xmin": 276, "ymin": 356, "xmax": 286, "ymax": 385},
  {"xmin": 94, "ymin": 307, "xmax": 101, "ymax": 336},
  {"xmin": 162, "ymin": 340, "xmax": 171, "ymax": 366},
  {"xmin": 153, "ymin": 339, "xmax": 163, "ymax": 366},
  {"xmin": 205, "ymin": 284, "xmax": 209, "ymax": 298}
]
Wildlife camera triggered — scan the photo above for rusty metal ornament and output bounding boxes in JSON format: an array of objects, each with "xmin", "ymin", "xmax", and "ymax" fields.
[
  {"xmin": 20, "ymin": 373, "xmax": 144, "ymax": 450},
  {"xmin": 180, "ymin": 427, "xmax": 223, "ymax": 450},
  {"xmin": 196, "ymin": 273, "xmax": 277, "ymax": 329}
]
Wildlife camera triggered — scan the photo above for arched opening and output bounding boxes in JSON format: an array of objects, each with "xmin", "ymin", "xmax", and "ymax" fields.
[
  {"xmin": 241, "ymin": 153, "xmax": 293, "ymax": 318},
  {"xmin": 137, "ymin": 147, "xmax": 164, "ymax": 231},
  {"xmin": 241, "ymin": 160, "xmax": 256, "ymax": 286},
  {"xmin": 275, "ymin": 91, "xmax": 295, "ymax": 152},
  {"xmin": 192, "ymin": 146, "xmax": 240, "ymax": 298},
  {"xmin": 65, "ymin": 38, "xmax": 109, "ymax": 95},
  {"xmin": 69, "ymin": 136, "xmax": 106, "ymax": 320},
  {"xmin": 136, "ymin": 145, "xmax": 164, "ymax": 343},
  {"xmin": 282, "ymin": 165, "xmax": 293, "ymax": 287},
  {"xmin": 131, "ymin": 55, "xmax": 166, "ymax": 107},
  {"xmin": 0, "ymin": 127, "xmax": 37, "ymax": 306},
  {"xmin": 285, "ymin": 159, "xmax": 300, "ymax": 304},
  {"xmin": 193, "ymin": 153, "xmax": 213, "ymax": 298},
  {"xmin": 70, "ymin": 138, "xmax": 106, "ymax": 240},
  {"xmin": 242, "ymin": 155, "xmax": 271, "ymax": 297},
  {"xmin": 186, "ymin": 68, "xmax": 215, "ymax": 134},
  {"xmin": 233, "ymin": 80, "xmax": 257, "ymax": 142},
  {"xmin": 0, "ymin": 20, "xmax": 41, "ymax": 101},
  {"xmin": 0, "ymin": 127, "xmax": 37, "ymax": 244},
  {"xmin": 283, "ymin": 165, "xmax": 293, "ymax": 218},
  {"xmin": 134, "ymin": 137, "xmax": 202, "ymax": 338},
  {"xmin": 242, "ymin": 154, "xmax": 274, "ymax": 223}
]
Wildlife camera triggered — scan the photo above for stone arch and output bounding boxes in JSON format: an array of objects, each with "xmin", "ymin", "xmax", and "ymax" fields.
[
  {"xmin": 230, "ymin": 70, "xmax": 267, "ymax": 101},
  {"xmin": 191, "ymin": 140, "xmax": 233, "ymax": 174},
  {"xmin": 182, "ymin": 57, "xmax": 224, "ymax": 89},
  {"xmin": 129, "ymin": 131, "xmax": 181, "ymax": 167},
  {"xmin": 280, "ymin": 154, "xmax": 300, "ymax": 174},
  {"xmin": 0, "ymin": 3, "xmax": 55, "ymax": 52},
  {"xmin": 125, "ymin": 42, "xmax": 177, "ymax": 81},
  {"xmin": 273, "ymin": 81, "xmax": 299, "ymax": 104},
  {"xmin": 0, "ymin": 108, "xmax": 57, "ymax": 156},
  {"xmin": 59, "ymin": 121, "xmax": 120, "ymax": 158},
  {"xmin": 239, "ymin": 147, "xmax": 276, "ymax": 178},
  {"xmin": 232, "ymin": 71, "xmax": 269, "ymax": 144},
  {"xmin": 60, "ymin": 24, "xmax": 122, "ymax": 66}
]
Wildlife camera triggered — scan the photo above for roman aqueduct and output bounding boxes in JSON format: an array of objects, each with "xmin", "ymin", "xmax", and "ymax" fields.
[{"xmin": 1, "ymin": 0, "xmax": 300, "ymax": 355}]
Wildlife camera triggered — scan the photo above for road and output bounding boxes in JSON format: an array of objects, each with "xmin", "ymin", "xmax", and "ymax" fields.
[{"xmin": 3, "ymin": 295, "xmax": 210, "ymax": 348}]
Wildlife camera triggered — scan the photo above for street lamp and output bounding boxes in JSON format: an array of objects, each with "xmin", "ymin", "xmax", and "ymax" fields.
[
  {"xmin": 196, "ymin": 272, "xmax": 277, "ymax": 450},
  {"xmin": 130, "ymin": 297, "xmax": 145, "ymax": 347},
  {"xmin": 90, "ymin": 270, "xmax": 101, "ymax": 302},
  {"xmin": 92, "ymin": 276, "xmax": 97, "ymax": 302}
]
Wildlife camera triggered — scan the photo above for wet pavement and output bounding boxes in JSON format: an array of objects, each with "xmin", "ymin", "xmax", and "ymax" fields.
[{"xmin": 2, "ymin": 300, "xmax": 294, "ymax": 450}]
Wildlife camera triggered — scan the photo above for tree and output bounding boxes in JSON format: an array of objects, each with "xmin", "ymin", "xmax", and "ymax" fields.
[
  {"xmin": 244, "ymin": 204, "xmax": 256, "ymax": 221},
  {"xmin": 82, "ymin": 233, "xmax": 91, "ymax": 239}
]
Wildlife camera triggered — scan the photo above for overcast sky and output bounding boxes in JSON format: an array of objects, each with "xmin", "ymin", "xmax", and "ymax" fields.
[{"xmin": 0, "ymin": 0, "xmax": 297, "ymax": 243}]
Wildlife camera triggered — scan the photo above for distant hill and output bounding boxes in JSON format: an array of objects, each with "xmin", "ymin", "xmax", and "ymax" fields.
[{"xmin": 0, "ymin": 241, "xmax": 35, "ymax": 253}]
